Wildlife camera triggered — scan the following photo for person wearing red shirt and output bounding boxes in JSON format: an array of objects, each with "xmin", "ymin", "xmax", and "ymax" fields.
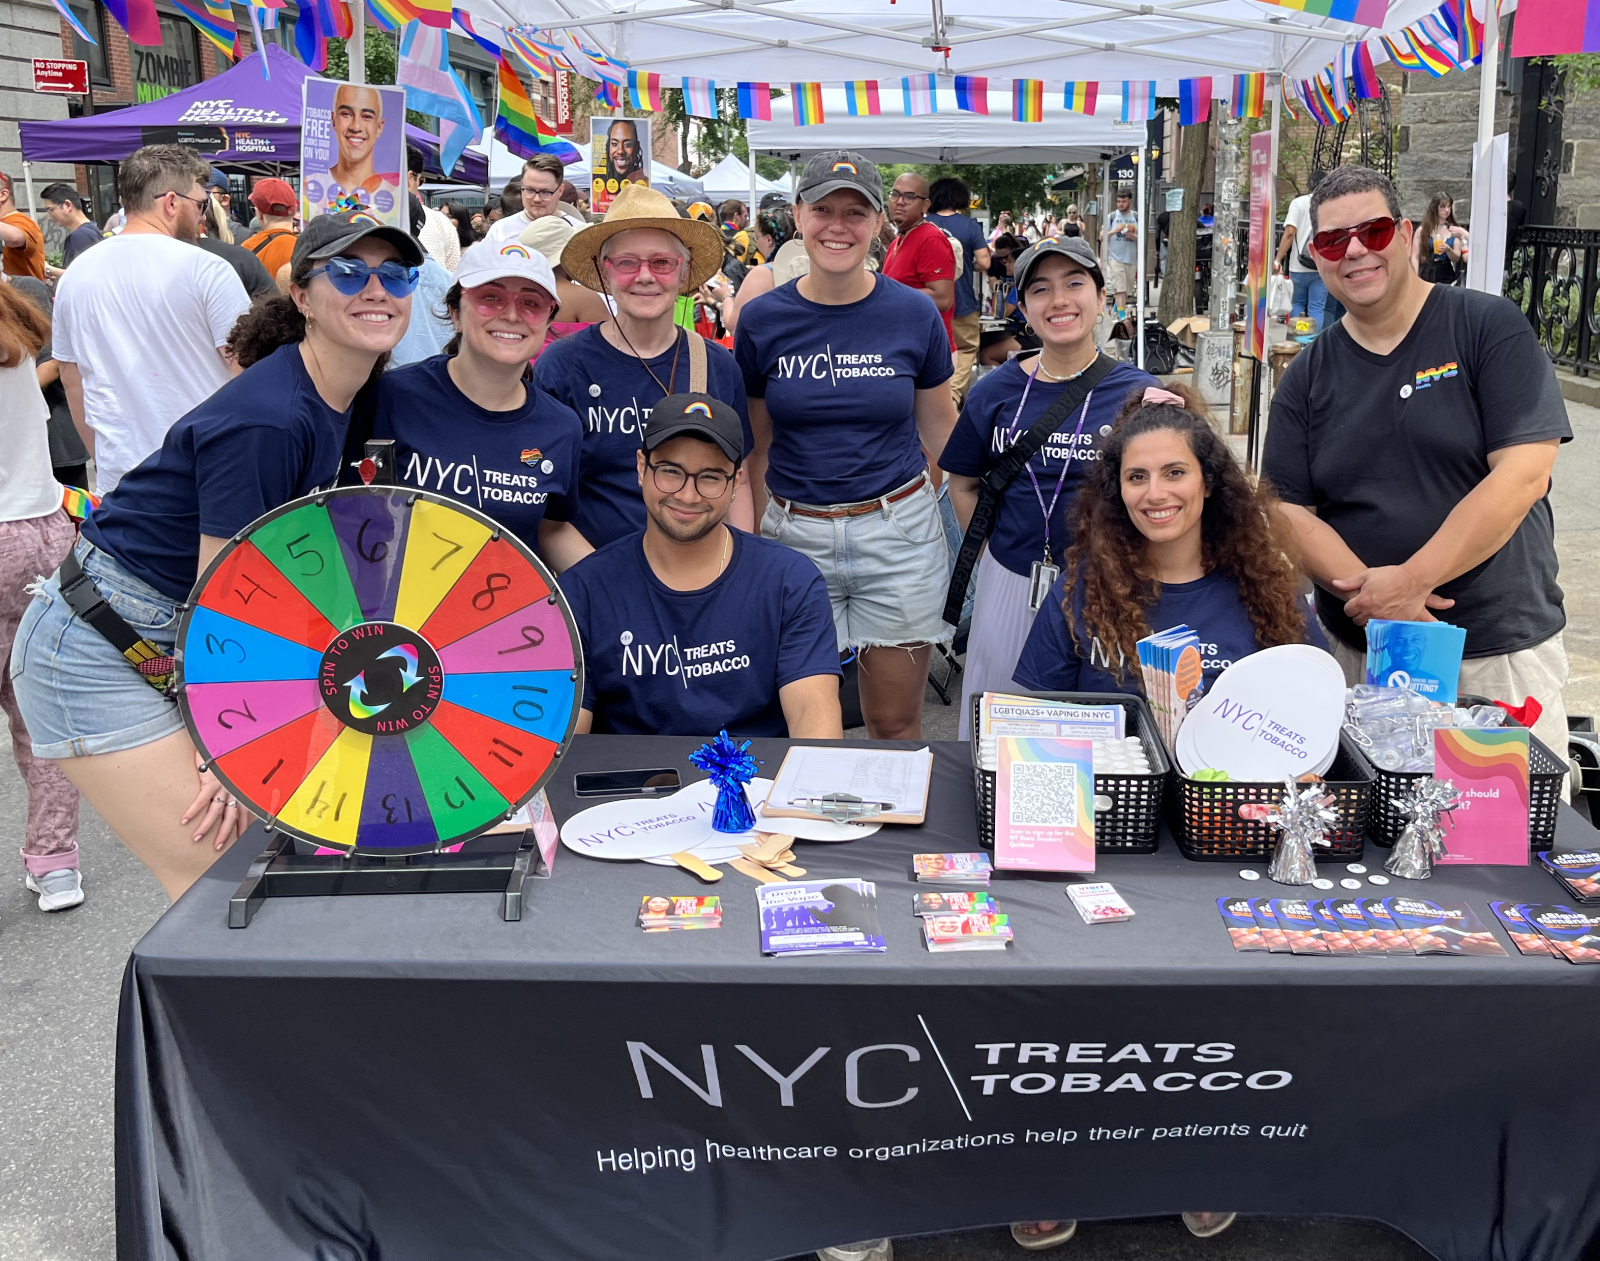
[{"xmin": 883, "ymin": 172, "xmax": 955, "ymax": 352}]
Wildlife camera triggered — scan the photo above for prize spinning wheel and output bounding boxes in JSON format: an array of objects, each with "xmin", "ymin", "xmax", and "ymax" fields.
[{"xmin": 175, "ymin": 486, "xmax": 583, "ymax": 855}]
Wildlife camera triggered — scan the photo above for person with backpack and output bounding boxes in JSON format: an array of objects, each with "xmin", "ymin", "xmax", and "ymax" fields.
[
  {"xmin": 929, "ymin": 176, "xmax": 991, "ymax": 404},
  {"xmin": 241, "ymin": 179, "xmax": 298, "ymax": 291}
]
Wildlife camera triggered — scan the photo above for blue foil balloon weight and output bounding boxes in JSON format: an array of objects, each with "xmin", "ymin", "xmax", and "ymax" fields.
[{"xmin": 690, "ymin": 730, "xmax": 761, "ymax": 834}]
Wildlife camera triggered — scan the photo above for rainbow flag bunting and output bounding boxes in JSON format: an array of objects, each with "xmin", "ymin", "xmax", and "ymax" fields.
[
  {"xmin": 627, "ymin": 70, "xmax": 662, "ymax": 111},
  {"xmin": 452, "ymin": 9, "xmax": 508, "ymax": 56},
  {"xmin": 507, "ymin": 30, "xmax": 555, "ymax": 79},
  {"xmin": 102, "ymin": 0, "xmax": 160, "ymax": 43},
  {"xmin": 1013, "ymin": 78, "xmax": 1043, "ymax": 122},
  {"xmin": 1247, "ymin": 0, "xmax": 1389, "ymax": 24},
  {"xmin": 594, "ymin": 80, "xmax": 620, "ymax": 108},
  {"xmin": 1231, "ymin": 71, "xmax": 1265, "ymax": 117},
  {"xmin": 736, "ymin": 82, "xmax": 770, "ymax": 120},
  {"xmin": 1380, "ymin": 31, "xmax": 1422, "ymax": 68},
  {"xmin": 173, "ymin": 0, "xmax": 236, "ymax": 55},
  {"xmin": 683, "ymin": 77, "xmax": 717, "ymax": 118},
  {"xmin": 1445, "ymin": 0, "xmax": 1483, "ymax": 65},
  {"xmin": 846, "ymin": 80, "xmax": 881, "ymax": 116},
  {"xmin": 1512, "ymin": 0, "xmax": 1600, "ymax": 55},
  {"xmin": 1062, "ymin": 80, "xmax": 1097, "ymax": 115},
  {"xmin": 364, "ymin": 0, "xmax": 411, "ymax": 31},
  {"xmin": 954, "ymin": 75, "xmax": 988, "ymax": 114},
  {"xmin": 1280, "ymin": 74, "xmax": 1302, "ymax": 121},
  {"xmin": 495, "ymin": 56, "xmax": 559, "ymax": 158},
  {"xmin": 1403, "ymin": 24, "xmax": 1454, "ymax": 74},
  {"xmin": 1329, "ymin": 52, "xmax": 1352, "ymax": 113},
  {"xmin": 902, "ymin": 73, "xmax": 936, "ymax": 115},
  {"xmin": 1120, "ymin": 80, "xmax": 1155, "ymax": 122},
  {"xmin": 1178, "ymin": 77, "xmax": 1211, "ymax": 125},
  {"xmin": 1350, "ymin": 42, "xmax": 1381, "ymax": 97},
  {"xmin": 791, "ymin": 81, "xmax": 824, "ymax": 125}
]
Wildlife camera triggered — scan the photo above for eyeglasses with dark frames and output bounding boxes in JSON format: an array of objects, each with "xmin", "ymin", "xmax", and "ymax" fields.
[{"xmin": 646, "ymin": 458, "xmax": 734, "ymax": 498}]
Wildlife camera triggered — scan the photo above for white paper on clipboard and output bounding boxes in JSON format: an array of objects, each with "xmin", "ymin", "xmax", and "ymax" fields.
[{"xmin": 762, "ymin": 747, "xmax": 934, "ymax": 824}]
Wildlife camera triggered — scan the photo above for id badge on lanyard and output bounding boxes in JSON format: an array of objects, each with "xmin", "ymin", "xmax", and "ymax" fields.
[
  {"xmin": 1028, "ymin": 553, "xmax": 1061, "ymax": 613},
  {"xmin": 1004, "ymin": 370, "xmax": 1097, "ymax": 614}
]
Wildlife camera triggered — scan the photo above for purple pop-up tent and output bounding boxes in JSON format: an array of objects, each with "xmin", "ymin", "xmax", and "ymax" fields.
[{"xmin": 18, "ymin": 44, "xmax": 486, "ymax": 182}]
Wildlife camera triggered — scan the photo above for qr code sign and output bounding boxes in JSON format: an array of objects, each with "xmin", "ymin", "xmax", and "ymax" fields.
[{"xmin": 1009, "ymin": 761, "xmax": 1080, "ymax": 826}]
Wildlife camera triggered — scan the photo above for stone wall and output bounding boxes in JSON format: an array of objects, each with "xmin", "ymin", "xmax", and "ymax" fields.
[
  {"xmin": 1393, "ymin": 63, "xmax": 1518, "ymax": 223},
  {"xmin": 1560, "ymin": 85, "xmax": 1600, "ymax": 228}
]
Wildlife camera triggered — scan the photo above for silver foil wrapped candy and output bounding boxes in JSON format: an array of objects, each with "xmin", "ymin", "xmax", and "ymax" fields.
[
  {"xmin": 1266, "ymin": 777, "xmax": 1338, "ymax": 885},
  {"xmin": 1385, "ymin": 777, "xmax": 1461, "ymax": 880}
]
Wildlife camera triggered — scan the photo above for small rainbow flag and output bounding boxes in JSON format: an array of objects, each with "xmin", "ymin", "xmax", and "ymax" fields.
[
  {"xmin": 1445, "ymin": 0, "xmax": 1483, "ymax": 65},
  {"xmin": 364, "ymin": 0, "xmax": 411, "ymax": 32},
  {"xmin": 1231, "ymin": 71, "xmax": 1265, "ymax": 117},
  {"xmin": 61, "ymin": 485, "xmax": 100, "ymax": 522},
  {"xmin": 1350, "ymin": 43, "xmax": 1381, "ymax": 98},
  {"xmin": 902, "ymin": 73, "xmax": 936, "ymax": 115},
  {"xmin": 1247, "ymin": 0, "xmax": 1388, "ymax": 24},
  {"xmin": 595, "ymin": 80, "xmax": 620, "ymax": 109},
  {"xmin": 682, "ymin": 77, "xmax": 717, "ymax": 118},
  {"xmin": 1120, "ymin": 80, "xmax": 1155, "ymax": 122},
  {"xmin": 173, "ymin": 0, "xmax": 236, "ymax": 55},
  {"xmin": 102, "ymin": 0, "xmax": 160, "ymax": 44},
  {"xmin": 1380, "ymin": 32, "xmax": 1423, "ymax": 69},
  {"xmin": 1178, "ymin": 77, "xmax": 1211, "ymax": 125},
  {"xmin": 792, "ymin": 81, "xmax": 824, "ymax": 125},
  {"xmin": 628, "ymin": 70, "xmax": 662, "ymax": 111},
  {"xmin": 954, "ymin": 75, "xmax": 988, "ymax": 114},
  {"xmin": 495, "ymin": 55, "xmax": 559, "ymax": 158},
  {"xmin": 1512, "ymin": 0, "xmax": 1600, "ymax": 55},
  {"xmin": 1013, "ymin": 78, "xmax": 1043, "ymax": 122},
  {"xmin": 846, "ymin": 80, "xmax": 881, "ymax": 116},
  {"xmin": 1062, "ymin": 80, "xmax": 1097, "ymax": 115},
  {"xmin": 1403, "ymin": 24, "xmax": 1454, "ymax": 75},
  {"xmin": 736, "ymin": 82, "xmax": 770, "ymax": 120},
  {"xmin": 506, "ymin": 29, "xmax": 555, "ymax": 78},
  {"xmin": 1280, "ymin": 74, "xmax": 1302, "ymax": 121}
]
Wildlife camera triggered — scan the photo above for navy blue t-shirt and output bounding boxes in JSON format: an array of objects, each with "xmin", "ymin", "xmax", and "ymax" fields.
[
  {"xmin": 1013, "ymin": 568, "xmax": 1325, "ymax": 697},
  {"xmin": 939, "ymin": 357, "xmax": 1156, "ymax": 577},
  {"xmin": 561, "ymin": 528, "xmax": 841, "ymax": 737},
  {"xmin": 533, "ymin": 325, "xmax": 751, "ymax": 549},
  {"xmin": 735, "ymin": 273, "xmax": 953, "ymax": 505},
  {"xmin": 935, "ymin": 212, "xmax": 990, "ymax": 318},
  {"xmin": 63, "ymin": 222, "xmax": 102, "ymax": 267},
  {"xmin": 83, "ymin": 344, "xmax": 349, "ymax": 602},
  {"xmin": 369, "ymin": 354, "xmax": 582, "ymax": 547}
]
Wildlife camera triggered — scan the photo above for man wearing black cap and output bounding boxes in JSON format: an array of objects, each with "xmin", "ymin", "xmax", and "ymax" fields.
[{"xmin": 562, "ymin": 393, "xmax": 843, "ymax": 738}]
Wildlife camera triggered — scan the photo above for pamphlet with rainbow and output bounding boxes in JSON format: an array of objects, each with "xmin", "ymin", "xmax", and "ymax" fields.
[{"xmin": 1137, "ymin": 624, "xmax": 1203, "ymax": 754}]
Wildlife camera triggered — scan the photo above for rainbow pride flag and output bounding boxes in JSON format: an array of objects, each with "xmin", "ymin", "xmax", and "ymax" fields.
[
  {"xmin": 1351, "ymin": 42, "xmax": 1381, "ymax": 97},
  {"xmin": 1120, "ymin": 80, "xmax": 1154, "ymax": 122},
  {"xmin": 495, "ymin": 56, "xmax": 559, "ymax": 158},
  {"xmin": 1380, "ymin": 32, "xmax": 1425, "ymax": 69},
  {"xmin": 364, "ymin": 0, "xmax": 411, "ymax": 31},
  {"xmin": 792, "ymin": 81, "xmax": 824, "ymax": 125},
  {"xmin": 1062, "ymin": 80, "xmax": 1097, "ymax": 115},
  {"xmin": 1248, "ymin": 0, "xmax": 1388, "ymax": 24},
  {"xmin": 173, "ymin": 0, "xmax": 236, "ymax": 55},
  {"xmin": 902, "ymin": 73, "xmax": 936, "ymax": 116},
  {"xmin": 1013, "ymin": 78, "xmax": 1043, "ymax": 122},
  {"xmin": 736, "ymin": 82, "xmax": 770, "ymax": 120},
  {"xmin": 954, "ymin": 75, "xmax": 988, "ymax": 114},
  {"xmin": 408, "ymin": 0, "xmax": 448, "ymax": 29},
  {"xmin": 1446, "ymin": 0, "xmax": 1483, "ymax": 65},
  {"xmin": 1512, "ymin": 0, "xmax": 1600, "ymax": 55},
  {"xmin": 61, "ymin": 485, "xmax": 100, "ymax": 523},
  {"xmin": 1280, "ymin": 75, "xmax": 1302, "ymax": 121},
  {"xmin": 1231, "ymin": 71, "xmax": 1265, "ymax": 117},
  {"xmin": 595, "ymin": 80, "xmax": 619, "ymax": 109},
  {"xmin": 506, "ymin": 29, "xmax": 555, "ymax": 78},
  {"xmin": 1178, "ymin": 77, "xmax": 1211, "ymax": 125},
  {"xmin": 846, "ymin": 80, "xmax": 881, "ymax": 116},
  {"xmin": 627, "ymin": 70, "xmax": 662, "ymax": 111},
  {"xmin": 1403, "ymin": 24, "xmax": 1454, "ymax": 74}
]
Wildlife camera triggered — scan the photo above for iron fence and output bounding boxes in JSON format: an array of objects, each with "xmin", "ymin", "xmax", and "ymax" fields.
[{"xmin": 1506, "ymin": 226, "xmax": 1600, "ymax": 377}]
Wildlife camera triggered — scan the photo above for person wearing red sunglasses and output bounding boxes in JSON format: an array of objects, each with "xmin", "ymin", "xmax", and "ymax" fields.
[
  {"xmin": 363, "ymin": 239, "xmax": 592, "ymax": 574},
  {"xmin": 1263, "ymin": 164, "xmax": 1575, "ymax": 775}
]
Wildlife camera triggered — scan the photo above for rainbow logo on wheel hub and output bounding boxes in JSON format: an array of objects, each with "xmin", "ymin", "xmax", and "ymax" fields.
[{"xmin": 318, "ymin": 622, "xmax": 443, "ymax": 735}]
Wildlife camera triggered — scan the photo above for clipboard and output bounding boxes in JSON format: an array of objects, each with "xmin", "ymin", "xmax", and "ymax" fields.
[{"xmin": 761, "ymin": 746, "xmax": 934, "ymax": 826}]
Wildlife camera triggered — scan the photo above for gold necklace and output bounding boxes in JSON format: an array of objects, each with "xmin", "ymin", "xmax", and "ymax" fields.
[{"xmin": 718, "ymin": 526, "xmax": 732, "ymax": 576}]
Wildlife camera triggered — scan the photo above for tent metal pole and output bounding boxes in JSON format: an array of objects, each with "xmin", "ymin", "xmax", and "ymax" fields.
[
  {"xmin": 22, "ymin": 161, "xmax": 36, "ymax": 219},
  {"xmin": 349, "ymin": 0, "xmax": 366, "ymax": 84},
  {"xmin": 1136, "ymin": 139, "xmax": 1146, "ymax": 370},
  {"xmin": 1476, "ymin": 2, "xmax": 1499, "ymax": 160},
  {"xmin": 750, "ymin": 152, "xmax": 758, "ymax": 223}
]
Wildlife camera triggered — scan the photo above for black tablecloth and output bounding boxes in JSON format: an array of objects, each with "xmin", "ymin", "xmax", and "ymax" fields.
[{"xmin": 117, "ymin": 737, "xmax": 1600, "ymax": 1261}]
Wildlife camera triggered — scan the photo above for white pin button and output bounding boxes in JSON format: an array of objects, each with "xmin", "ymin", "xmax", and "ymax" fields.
[
  {"xmin": 1238, "ymin": 868, "xmax": 1261, "ymax": 881},
  {"xmin": 1348, "ymin": 863, "xmax": 1368, "ymax": 874},
  {"xmin": 1340, "ymin": 877, "xmax": 1362, "ymax": 890},
  {"xmin": 589, "ymin": 383, "xmax": 602, "ymax": 397},
  {"xmin": 1399, "ymin": 384, "xmax": 1413, "ymax": 399},
  {"xmin": 1367, "ymin": 873, "xmax": 1390, "ymax": 885},
  {"xmin": 1311, "ymin": 878, "xmax": 1334, "ymax": 890}
]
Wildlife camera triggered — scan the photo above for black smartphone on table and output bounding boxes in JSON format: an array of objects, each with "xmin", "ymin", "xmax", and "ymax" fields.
[{"xmin": 573, "ymin": 768, "xmax": 683, "ymax": 798}]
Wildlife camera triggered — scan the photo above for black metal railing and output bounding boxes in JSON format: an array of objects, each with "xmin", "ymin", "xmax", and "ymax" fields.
[{"xmin": 1505, "ymin": 226, "xmax": 1600, "ymax": 377}]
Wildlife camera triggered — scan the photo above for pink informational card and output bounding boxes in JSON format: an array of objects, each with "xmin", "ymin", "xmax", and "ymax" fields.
[
  {"xmin": 993, "ymin": 737, "xmax": 1095, "ymax": 873},
  {"xmin": 1433, "ymin": 727, "xmax": 1530, "ymax": 866}
]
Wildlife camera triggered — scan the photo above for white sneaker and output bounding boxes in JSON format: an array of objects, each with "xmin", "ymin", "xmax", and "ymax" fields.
[
  {"xmin": 26, "ymin": 868, "xmax": 84, "ymax": 912},
  {"xmin": 817, "ymin": 1241, "xmax": 893, "ymax": 1261}
]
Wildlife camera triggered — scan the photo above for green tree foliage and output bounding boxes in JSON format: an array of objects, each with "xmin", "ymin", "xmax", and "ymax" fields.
[
  {"xmin": 324, "ymin": 30, "xmax": 432, "ymax": 130},
  {"xmin": 876, "ymin": 162, "xmax": 1060, "ymax": 214}
]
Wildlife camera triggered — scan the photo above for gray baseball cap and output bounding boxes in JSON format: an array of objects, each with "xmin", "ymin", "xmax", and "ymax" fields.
[
  {"xmin": 795, "ymin": 150, "xmax": 883, "ymax": 212},
  {"xmin": 1013, "ymin": 234, "xmax": 1104, "ymax": 293},
  {"xmin": 290, "ymin": 211, "xmax": 425, "ymax": 274}
]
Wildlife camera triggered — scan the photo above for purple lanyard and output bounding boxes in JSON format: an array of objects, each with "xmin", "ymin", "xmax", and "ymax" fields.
[{"xmin": 1003, "ymin": 358, "xmax": 1098, "ymax": 544}]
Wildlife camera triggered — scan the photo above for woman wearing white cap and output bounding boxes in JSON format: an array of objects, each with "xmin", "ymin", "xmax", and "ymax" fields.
[{"xmin": 364, "ymin": 239, "xmax": 591, "ymax": 571}]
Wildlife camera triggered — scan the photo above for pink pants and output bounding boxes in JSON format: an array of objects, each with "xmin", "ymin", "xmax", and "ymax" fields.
[{"xmin": 1, "ymin": 511, "xmax": 80, "ymax": 875}]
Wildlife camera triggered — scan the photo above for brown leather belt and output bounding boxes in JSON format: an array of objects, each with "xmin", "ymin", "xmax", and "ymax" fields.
[{"xmin": 770, "ymin": 472, "xmax": 929, "ymax": 520}]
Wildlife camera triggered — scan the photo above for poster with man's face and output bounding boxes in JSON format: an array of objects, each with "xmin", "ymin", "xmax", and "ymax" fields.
[
  {"xmin": 591, "ymin": 116, "xmax": 649, "ymax": 214},
  {"xmin": 300, "ymin": 79, "xmax": 406, "ymax": 226}
]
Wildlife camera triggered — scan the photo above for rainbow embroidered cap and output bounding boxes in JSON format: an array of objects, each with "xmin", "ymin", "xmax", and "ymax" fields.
[
  {"xmin": 796, "ymin": 149, "xmax": 883, "ymax": 211},
  {"xmin": 453, "ymin": 238, "xmax": 558, "ymax": 301},
  {"xmin": 642, "ymin": 393, "xmax": 745, "ymax": 464},
  {"xmin": 290, "ymin": 211, "xmax": 424, "ymax": 273}
]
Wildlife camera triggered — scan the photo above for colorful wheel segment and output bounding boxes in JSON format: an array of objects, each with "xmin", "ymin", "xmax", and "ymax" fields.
[{"xmin": 175, "ymin": 487, "xmax": 583, "ymax": 855}]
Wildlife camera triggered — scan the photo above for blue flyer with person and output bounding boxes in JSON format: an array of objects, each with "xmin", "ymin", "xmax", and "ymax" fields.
[{"xmin": 1364, "ymin": 619, "xmax": 1467, "ymax": 703}]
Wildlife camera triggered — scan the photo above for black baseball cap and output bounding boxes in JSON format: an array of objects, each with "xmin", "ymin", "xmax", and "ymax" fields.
[
  {"xmin": 759, "ymin": 191, "xmax": 790, "ymax": 210},
  {"xmin": 1014, "ymin": 234, "xmax": 1104, "ymax": 293},
  {"xmin": 796, "ymin": 150, "xmax": 883, "ymax": 212},
  {"xmin": 643, "ymin": 393, "xmax": 744, "ymax": 464},
  {"xmin": 290, "ymin": 211, "xmax": 425, "ymax": 275}
]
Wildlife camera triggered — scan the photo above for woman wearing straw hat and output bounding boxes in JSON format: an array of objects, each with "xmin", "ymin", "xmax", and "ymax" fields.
[
  {"xmin": 735, "ymin": 149, "xmax": 958, "ymax": 743},
  {"xmin": 534, "ymin": 182, "xmax": 753, "ymax": 550}
]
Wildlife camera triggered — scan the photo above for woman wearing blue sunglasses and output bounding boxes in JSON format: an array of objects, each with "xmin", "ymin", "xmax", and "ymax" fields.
[{"xmin": 10, "ymin": 212, "xmax": 422, "ymax": 901}]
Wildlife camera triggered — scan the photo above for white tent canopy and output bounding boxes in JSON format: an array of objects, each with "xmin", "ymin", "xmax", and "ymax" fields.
[
  {"xmin": 699, "ymin": 153, "xmax": 790, "ymax": 202},
  {"xmin": 565, "ymin": 159, "xmax": 706, "ymax": 199},
  {"xmin": 751, "ymin": 83, "xmax": 1131, "ymax": 165}
]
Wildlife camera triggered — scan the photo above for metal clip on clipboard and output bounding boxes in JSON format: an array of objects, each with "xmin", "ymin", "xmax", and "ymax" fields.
[{"xmin": 787, "ymin": 793, "xmax": 894, "ymax": 823}]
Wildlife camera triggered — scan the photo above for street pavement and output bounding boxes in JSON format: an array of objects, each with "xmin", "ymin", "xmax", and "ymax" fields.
[{"xmin": 3, "ymin": 402, "xmax": 1597, "ymax": 1261}]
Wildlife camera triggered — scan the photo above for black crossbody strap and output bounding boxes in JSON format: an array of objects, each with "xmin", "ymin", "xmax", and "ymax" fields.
[
  {"xmin": 942, "ymin": 353, "xmax": 1117, "ymax": 626},
  {"xmin": 58, "ymin": 549, "xmax": 177, "ymax": 696}
]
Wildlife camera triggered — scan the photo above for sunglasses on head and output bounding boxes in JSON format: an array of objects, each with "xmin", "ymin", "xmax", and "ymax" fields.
[
  {"xmin": 308, "ymin": 256, "xmax": 420, "ymax": 298},
  {"xmin": 1310, "ymin": 215, "xmax": 1397, "ymax": 261}
]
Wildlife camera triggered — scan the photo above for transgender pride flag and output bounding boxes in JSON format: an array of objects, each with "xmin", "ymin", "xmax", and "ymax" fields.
[
  {"xmin": 1120, "ymin": 80, "xmax": 1155, "ymax": 122},
  {"xmin": 902, "ymin": 74, "xmax": 937, "ymax": 115},
  {"xmin": 682, "ymin": 77, "xmax": 717, "ymax": 118}
]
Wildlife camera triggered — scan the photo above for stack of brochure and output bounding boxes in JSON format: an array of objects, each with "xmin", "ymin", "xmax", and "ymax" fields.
[
  {"xmin": 1502, "ymin": 903, "xmax": 1600, "ymax": 963},
  {"xmin": 1540, "ymin": 851, "xmax": 1600, "ymax": 904},
  {"xmin": 638, "ymin": 895, "xmax": 721, "ymax": 932},
  {"xmin": 913, "ymin": 853, "xmax": 993, "ymax": 886},
  {"xmin": 921, "ymin": 912, "xmax": 1013, "ymax": 953},
  {"xmin": 1218, "ymin": 896, "xmax": 1508, "ymax": 957},
  {"xmin": 976, "ymin": 693, "xmax": 1126, "ymax": 772},
  {"xmin": 1136, "ymin": 625, "xmax": 1203, "ymax": 753},
  {"xmin": 1066, "ymin": 882, "xmax": 1134, "ymax": 924},
  {"xmin": 913, "ymin": 890, "xmax": 996, "ymax": 916},
  {"xmin": 758, "ymin": 880, "xmax": 886, "ymax": 956}
]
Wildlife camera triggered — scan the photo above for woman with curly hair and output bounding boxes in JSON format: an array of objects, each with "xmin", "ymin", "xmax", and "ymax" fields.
[{"xmin": 1014, "ymin": 382, "xmax": 1322, "ymax": 698}]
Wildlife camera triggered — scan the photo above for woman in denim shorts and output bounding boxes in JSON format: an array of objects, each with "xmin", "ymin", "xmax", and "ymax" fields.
[
  {"xmin": 735, "ymin": 150, "xmax": 958, "ymax": 740},
  {"xmin": 10, "ymin": 213, "xmax": 421, "ymax": 899}
]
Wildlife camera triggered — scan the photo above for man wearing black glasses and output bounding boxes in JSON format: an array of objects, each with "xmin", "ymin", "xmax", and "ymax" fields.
[
  {"xmin": 884, "ymin": 172, "xmax": 956, "ymax": 352},
  {"xmin": 563, "ymin": 393, "xmax": 844, "ymax": 738},
  {"xmin": 1265, "ymin": 164, "xmax": 1573, "ymax": 771}
]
